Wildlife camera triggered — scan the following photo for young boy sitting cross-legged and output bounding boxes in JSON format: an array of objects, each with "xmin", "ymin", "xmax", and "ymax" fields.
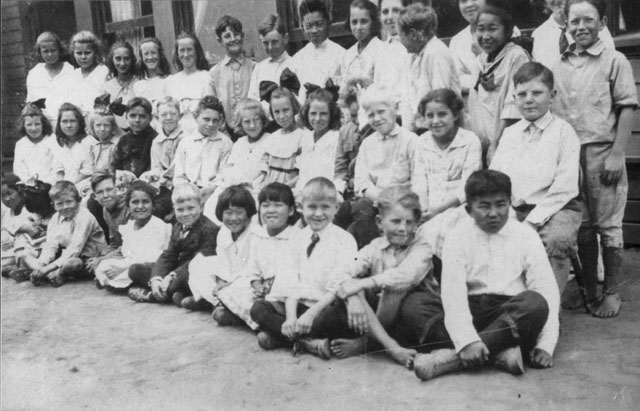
[{"xmin": 413, "ymin": 170, "xmax": 560, "ymax": 380}]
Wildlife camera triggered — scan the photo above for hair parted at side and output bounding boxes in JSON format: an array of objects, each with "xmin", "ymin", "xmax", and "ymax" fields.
[
  {"xmin": 377, "ymin": 186, "xmax": 421, "ymax": 220},
  {"xmin": 359, "ymin": 86, "xmax": 397, "ymax": 111},
  {"xmin": 216, "ymin": 15, "xmax": 244, "ymax": 38},
  {"xmin": 513, "ymin": 62, "xmax": 554, "ymax": 90},
  {"xmin": 233, "ymin": 99, "xmax": 267, "ymax": 136},
  {"xmin": 302, "ymin": 176, "xmax": 338, "ymax": 203},
  {"xmin": 300, "ymin": 89, "xmax": 342, "ymax": 131},
  {"xmin": 565, "ymin": 0, "xmax": 606, "ymax": 19},
  {"xmin": 397, "ymin": 3, "xmax": 438, "ymax": 36},
  {"xmin": 70, "ymin": 30, "xmax": 104, "ymax": 65},
  {"xmin": 465, "ymin": 170, "xmax": 512, "ymax": 204},
  {"xmin": 136, "ymin": 37, "xmax": 172, "ymax": 78},
  {"xmin": 476, "ymin": 5, "xmax": 514, "ymax": 37},
  {"xmin": 345, "ymin": 0, "xmax": 382, "ymax": 38},
  {"xmin": 259, "ymin": 14, "xmax": 287, "ymax": 37},
  {"xmin": 171, "ymin": 183, "xmax": 202, "ymax": 205},
  {"xmin": 173, "ymin": 32, "xmax": 209, "ymax": 71},
  {"xmin": 106, "ymin": 41, "xmax": 137, "ymax": 78},
  {"xmin": 126, "ymin": 180, "xmax": 158, "ymax": 206},
  {"xmin": 299, "ymin": 0, "xmax": 332, "ymax": 21},
  {"xmin": 90, "ymin": 169, "xmax": 116, "ymax": 192},
  {"xmin": 418, "ymin": 88, "xmax": 465, "ymax": 126},
  {"xmin": 49, "ymin": 180, "xmax": 81, "ymax": 202},
  {"xmin": 32, "ymin": 31, "xmax": 72, "ymax": 64},
  {"xmin": 197, "ymin": 95, "xmax": 225, "ymax": 118},
  {"xmin": 55, "ymin": 102, "xmax": 87, "ymax": 147}
]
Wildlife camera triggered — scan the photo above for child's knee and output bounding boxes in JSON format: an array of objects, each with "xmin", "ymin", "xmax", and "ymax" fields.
[
  {"xmin": 60, "ymin": 258, "xmax": 84, "ymax": 276},
  {"xmin": 250, "ymin": 300, "xmax": 269, "ymax": 323},
  {"xmin": 521, "ymin": 291, "xmax": 549, "ymax": 322}
]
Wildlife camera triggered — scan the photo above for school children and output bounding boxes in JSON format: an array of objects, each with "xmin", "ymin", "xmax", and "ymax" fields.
[
  {"xmin": 52, "ymin": 103, "xmax": 93, "ymax": 192},
  {"xmin": 13, "ymin": 103, "xmax": 56, "ymax": 185},
  {"xmin": 133, "ymin": 37, "xmax": 171, "ymax": 109},
  {"xmin": 89, "ymin": 171, "xmax": 131, "ymax": 250},
  {"xmin": 412, "ymin": 170, "xmax": 559, "ymax": 380},
  {"xmin": 552, "ymin": 0, "xmax": 638, "ymax": 318},
  {"xmin": 101, "ymin": 41, "xmax": 138, "ymax": 130},
  {"xmin": 112, "ymin": 97, "xmax": 158, "ymax": 178},
  {"xmin": 334, "ymin": 91, "xmax": 364, "ymax": 197},
  {"xmin": 86, "ymin": 105, "xmax": 121, "ymax": 175},
  {"xmin": 65, "ymin": 31, "xmax": 109, "ymax": 115},
  {"xmin": 146, "ymin": 97, "xmax": 184, "ymax": 190}
]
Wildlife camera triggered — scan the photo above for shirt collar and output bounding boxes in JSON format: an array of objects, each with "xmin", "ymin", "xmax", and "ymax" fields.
[
  {"xmin": 222, "ymin": 53, "xmax": 246, "ymax": 66},
  {"xmin": 530, "ymin": 111, "xmax": 553, "ymax": 131},
  {"xmin": 193, "ymin": 131, "xmax": 221, "ymax": 142},
  {"xmin": 377, "ymin": 125, "xmax": 400, "ymax": 141},
  {"xmin": 269, "ymin": 52, "xmax": 290, "ymax": 64},
  {"xmin": 424, "ymin": 128, "xmax": 466, "ymax": 152},
  {"xmin": 564, "ymin": 38, "xmax": 605, "ymax": 57},
  {"xmin": 156, "ymin": 126, "xmax": 184, "ymax": 143}
]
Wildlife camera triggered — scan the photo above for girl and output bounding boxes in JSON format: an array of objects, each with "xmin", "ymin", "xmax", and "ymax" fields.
[
  {"xmin": 13, "ymin": 103, "xmax": 57, "ymax": 184},
  {"xmin": 65, "ymin": 31, "xmax": 109, "ymax": 115},
  {"xmin": 187, "ymin": 185, "xmax": 258, "ymax": 311},
  {"xmin": 467, "ymin": 5, "xmax": 529, "ymax": 161},
  {"xmin": 133, "ymin": 37, "xmax": 171, "ymax": 110},
  {"xmin": 261, "ymin": 88, "xmax": 304, "ymax": 188},
  {"xmin": 26, "ymin": 31, "xmax": 75, "ymax": 123},
  {"xmin": 52, "ymin": 103, "xmax": 93, "ymax": 194},
  {"xmin": 164, "ymin": 32, "xmax": 214, "ymax": 133},
  {"xmin": 101, "ymin": 41, "xmax": 138, "ymax": 130},
  {"xmin": 95, "ymin": 181, "xmax": 171, "ymax": 290},
  {"xmin": 86, "ymin": 109, "xmax": 121, "ymax": 174},
  {"xmin": 294, "ymin": 88, "xmax": 342, "ymax": 196},
  {"xmin": 412, "ymin": 89, "xmax": 482, "ymax": 256},
  {"xmin": 216, "ymin": 183, "xmax": 299, "ymax": 328}
]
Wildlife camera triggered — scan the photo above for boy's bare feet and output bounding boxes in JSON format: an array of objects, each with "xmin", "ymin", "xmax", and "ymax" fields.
[
  {"xmin": 592, "ymin": 293, "xmax": 621, "ymax": 318},
  {"xmin": 330, "ymin": 337, "xmax": 366, "ymax": 358},
  {"xmin": 561, "ymin": 287, "xmax": 585, "ymax": 310},
  {"xmin": 494, "ymin": 346, "xmax": 524, "ymax": 375},
  {"xmin": 388, "ymin": 346, "xmax": 417, "ymax": 369}
]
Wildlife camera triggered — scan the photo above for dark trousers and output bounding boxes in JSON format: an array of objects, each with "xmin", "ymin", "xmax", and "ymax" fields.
[
  {"xmin": 87, "ymin": 196, "xmax": 109, "ymax": 242},
  {"xmin": 250, "ymin": 299, "xmax": 358, "ymax": 345},
  {"xmin": 128, "ymin": 262, "xmax": 191, "ymax": 298},
  {"xmin": 334, "ymin": 198, "xmax": 379, "ymax": 249}
]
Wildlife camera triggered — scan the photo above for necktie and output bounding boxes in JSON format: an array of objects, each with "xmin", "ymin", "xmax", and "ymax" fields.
[
  {"xmin": 180, "ymin": 225, "xmax": 190, "ymax": 239},
  {"xmin": 306, "ymin": 233, "xmax": 320, "ymax": 258},
  {"xmin": 559, "ymin": 26, "xmax": 570, "ymax": 54}
]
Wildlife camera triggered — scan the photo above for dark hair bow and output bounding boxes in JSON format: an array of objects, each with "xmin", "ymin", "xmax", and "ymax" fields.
[
  {"xmin": 303, "ymin": 78, "xmax": 340, "ymax": 102},
  {"xmin": 30, "ymin": 98, "xmax": 47, "ymax": 109},
  {"xmin": 259, "ymin": 68, "xmax": 301, "ymax": 101},
  {"xmin": 94, "ymin": 94, "xmax": 127, "ymax": 116}
]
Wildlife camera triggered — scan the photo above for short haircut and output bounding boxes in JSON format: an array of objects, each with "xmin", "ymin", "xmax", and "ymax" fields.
[
  {"xmin": 259, "ymin": 14, "xmax": 287, "ymax": 37},
  {"xmin": 465, "ymin": 170, "xmax": 512, "ymax": 204},
  {"xmin": 300, "ymin": 89, "xmax": 342, "ymax": 131},
  {"xmin": 196, "ymin": 95, "xmax": 225, "ymax": 118},
  {"xmin": 32, "ymin": 31, "xmax": 71, "ymax": 64},
  {"xmin": 173, "ymin": 32, "xmax": 209, "ymax": 71},
  {"xmin": 269, "ymin": 87, "xmax": 301, "ymax": 116},
  {"xmin": 299, "ymin": 0, "xmax": 331, "ymax": 21},
  {"xmin": 302, "ymin": 177, "xmax": 338, "ymax": 203},
  {"xmin": 126, "ymin": 97, "xmax": 153, "ymax": 115},
  {"xmin": 216, "ymin": 15, "xmax": 244, "ymax": 38},
  {"xmin": 126, "ymin": 180, "xmax": 158, "ymax": 206},
  {"xmin": 377, "ymin": 186, "xmax": 421, "ymax": 220},
  {"xmin": 345, "ymin": 0, "xmax": 382, "ymax": 38},
  {"xmin": 55, "ymin": 102, "xmax": 87, "ymax": 147},
  {"xmin": 2, "ymin": 174, "xmax": 21, "ymax": 191},
  {"xmin": 397, "ymin": 3, "xmax": 438, "ymax": 36},
  {"xmin": 88, "ymin": 111, "xmax": 120, "ymax": 140},
  {"xmin": 49, "ymin": 180, "xmax": 81, "ymax": 202},
  {"xmin": 106, "ymin": 41, "xmax": 137, "ymax": 78},
  {"xmin": 565, "ymin": 0, "xmax": 606, "ymax": 19},
  {"xmin": 70, "ymin": 30, "xmax": 103, "ymax": 65},
  {"xmin": 136, "ymin": 37, "xmax": 172, "ymax": 78},
  {"xmin": 258, "ymin": 182, "xmax": 299, "ymax": 226},
  {"xmin": 215, "ymin": 185, "xmax": 258, "ymax": 221},
  {"xmin": 156, "ymin": 96, "xmax": 181, "ymax": 115},
  {"xmin": 513, "ymin": 62, "xmax": 554, "ymax": 90},
  {"xmin": 418, "ymin": 88, "xmax": 465, "ymax": 126},
  {"xmin": 233, "ymin": 99, "xmax": 267, "ymax": 136},
  {"xmin": 171, "ymin": 183, "xmax": 202, "ymax": 205},
  {"xmin": 476, "ymin": 5, "xmax": 514, "ymax": 37},
  {"xmin": 359, "ymin": 86, "xmax": 397, "ymax": 111},
  {"xmin": 20, "ymin": 103, "xmax": 53, "ymax": 137},
  {"xmin": 90, "ymin": 169, "xmax": 116, "ymax": 192}
]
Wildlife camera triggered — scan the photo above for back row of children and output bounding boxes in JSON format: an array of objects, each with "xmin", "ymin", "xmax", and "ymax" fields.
[{"xmin": 5, "ymin": 0, "xmax": 636, "ymax": 381}]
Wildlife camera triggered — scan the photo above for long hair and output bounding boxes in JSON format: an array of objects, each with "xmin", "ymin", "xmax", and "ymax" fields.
[
  {"xmin": 136, "ymin": 37, "xmax": 172, "ymax": 78},
  {"xmin": 173, "ymin": 32, "xmax": 209, "ymax": 71},
  {"xmin": 105, "ymin": 41, "xmax": 137, "ymax": 78},
  {"xmin": 55, "ymin": 103, "xmax": 87, "ymax": 147}
]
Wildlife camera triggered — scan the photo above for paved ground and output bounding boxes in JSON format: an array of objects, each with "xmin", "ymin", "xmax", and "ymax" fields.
[{"xmin": 2, "ymin": 249, "xmax": 639, "ymax": 411}]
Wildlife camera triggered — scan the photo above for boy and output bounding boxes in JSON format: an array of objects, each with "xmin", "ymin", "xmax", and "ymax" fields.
[
  {"xmin": 412, "ymin": 170, "xmax": 560, "ymax": 380},
  {"xmin": 208, "ymin": 15, "xmax": 255, "ymax": 132},
  {"xmin": 250, "ymin": 177, "xmax": 358, "ymax": 359},
  {"xmin": 491, "ymin": 62, "xmax": 581, "ymax": 294},
  {"xmin": 289, "ymin": 0, "xmax": 345, "ymax": 102},
  {"xmin": 148, "ymin": 96, "xmax": 184, "ymax": 191},
  {"xmin": 112, "ymin": 97, "xmax": 157, "ymax": 178},
  {"xmin": 30, "ymin": 181, "xmax": 108, "ymax": 287},
  {"xmin": 127, "ymin": 183, "xmax": 219, "ymax": 306},
  {"xmin": 173, "ymin": 96, "xmax": 233, "ymax": 204},
  {"xmin": 332, "ymin": 187, "xmax": 437, "ymax": 367},
  {"xmin": 397, "ymin": 3, "xmax": 460, "ymax": 132}
]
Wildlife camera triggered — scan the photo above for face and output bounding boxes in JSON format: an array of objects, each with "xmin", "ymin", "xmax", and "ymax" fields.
[
  {"xmin": 93, "ymin": 178, "xmax": 118, "ymax": 210},
  {"xmin": 458, "ymin": 0, "xmax": 485, "ymax": 24},
  {"xmin": 140, "ymin": 41, "xmax": 160, "ymax": 72},
  {"xmin": 567, "ymin": 2, "xmax": 605, "ymax": 50},
  {"xmin": 547, "ymin": 0, "xmax": 567, "ymax": 22},
  {"xmin": 177, "ymin": 38, "xmax": 197, "ymax": 70},
  {"xmin": 466, "ymin": 193, "xmax": 510, "ymax": 234},
  {"xmin": 129, "ymin": 190, "xmax": 153, "ymax": 222},
  {"xmin": 127, "ymin": 106, "xmax": 151, "ymax": 134},
  {"xmin": 366, "ymin": 102, "xmax": 397, "ymax": 135},
  {"xmin": 93, "ymin": 115, "xmax": 113, "ymax": 141},
  {"xmin": 158, "ymin": 104, "xmax": 180, "ymax": 134},
  {"xmin": 24, "ymin": 115, "xmax": 44, "ymax": 141},
  {"xmin": 302, "ymin": 195, "xmax": 337, "ymax": 232},
  {"xmin": 302, "ymin": 11, "xmax": 329, "ymax": 46},
  {"xmin": 113, "ymin": 47, "xmax": 132, "ymax": 75},
  {"xmin": 74, "ymin": 43, "xmax": 96, "ymax": 70},
  {"xmin": 241, "ymin": 110, "xmax": 264, "ymax": 140},
  {"xmin": 40, "ymin": 40, "xmax": 60, "ymax": 65},
  {"xmin": 308, "ymin": 100, "xmax": 331, "ymax": 134},
  {"xmin": 515, "ymin": 78, "xmax": 554, "ymax": 122},
  {"xmin": 222, "ymin": 205, "xmax": 251, "ymax": 235},
  {"xmin": 261, "ymin": 30, "xmax": 287, "ymax": 60},
  {"xmin": 271, "ymin": 96, "xmax": 295, "ymax": 129},
  {"xmin": 378, "ymin": 204, "xmax": 417, "ymax": 247},
  {"xmin": 350, "ymin": 7, "xmax": 373, "ymax": 42},
  {"xmin": 60, "ymin": 111, "xmax": 80, "ymax": 139},
  {"xmin": 424, "ymin": 101, "xmax": 458, "ymax": 139},
  {"xmin": 197, "ymin": 108, "xmax": 222, "ymax": 137},
  {"xmin": 476, "ymin": 12, "xmax": 509, "ymax": 55},
  {"xmin": 174, "ymin": 198, "xmax": 202, "ymax": 227},
  {"xmin": 1, "ymin": 185, "xmax": 23, "ymax": 211},
  {"xmin": 260, "ymin": 199, "xmax": 293, "ymax": 235},
  {"xmin": 53, "ymin": 194, "xmax": 80, "ymax": 220},
  {"xmin": 219, "ymin": 27, "xmax": 244, "ymax": 57},
  {"xmin": 381, "ymin": 0, "xmax": 404, "ymax": 36},
  {"xmin": 398, "ymin": 29, "xmax": 423, "ymax": 54}
]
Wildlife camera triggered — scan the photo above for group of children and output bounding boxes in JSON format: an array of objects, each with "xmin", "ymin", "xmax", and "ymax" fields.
[{"xmin": 2, "ymin": 0, "xmax": 637, "ymax": 382}]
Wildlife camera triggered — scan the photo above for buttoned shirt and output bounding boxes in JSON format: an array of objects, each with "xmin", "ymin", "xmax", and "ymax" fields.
[
  {"xmin": 13, "ymin": 135, "xmax": 57, "ymax": 184},
  {"xmin": 442, "ymin": 218, "xmax": 560, "ymax": 355},
  {"xmin": 338, "ymin": 36, "xmax": 399, "ymax": 94},
  {"xmin": 412, "ymin": 127, "xmax": 482, "ymax": 211},
  {"xmin": 354, "ymin": 125, "xmax": 418, "ymax": 200},
  {"xmin": 150, "ymin": 126, "xmax": 185, "ymax": 182},
  {"xmin": 26, "ymin": 62, "xmax": 75, "ymax": 123},
  {"xmin": 553, "ymin": 40, "xmax": 638, "ymax": 145},
  {"xmin": 209, "ymin": 55, "xmax": 255, "ymax": 125},
  {"xmin": 491, "ymin": 112, "xmax": 580, "ymax": 226},
  {"xmin": 247, "ymin": 52, "xmax": 292, "ymax": 102},
  {"xmin": 173, "ymin": 131, "xmax": 233, "ymax": 188},
  {"xmin": 295, "ymin": 129, "xmax": 340, "ymax": 193},
  {"xmin": 290, "ymin": 39, "xmax": 345, "ymax": 102},
  {"xmin": 86, "ymin": 135, "xmax": 120, "ymax": 174}
]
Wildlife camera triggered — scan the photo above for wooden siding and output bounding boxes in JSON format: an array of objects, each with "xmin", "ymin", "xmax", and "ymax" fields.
[{"xmin": 623, "ymin": 56, "xmax": 640, "ymax": 244}]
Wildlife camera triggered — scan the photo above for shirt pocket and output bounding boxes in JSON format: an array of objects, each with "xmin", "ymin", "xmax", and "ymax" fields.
[{"xmin": 587, "ymin": 81, "xmax": 612, "ymax": 108}]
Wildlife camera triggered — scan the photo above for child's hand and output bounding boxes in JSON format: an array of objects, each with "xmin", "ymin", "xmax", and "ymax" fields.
[
  {"xmin": 281, "ymin": 318, "xmax": 297, "ymax": 340},
  {"xmin": 346, "ymin": 296, "xmax": 369, "ymax": 335},
  {"xmin": 601, "ymin": 151, "xmax": 625, "ymax": 186},
  {"xmin": 150, "ymin": 278, "xmax": 165, "ymax": 301},
  {"xmin": 84, "ymin": 257, "xmax": 102, "ymax": 273},
  {"xmin": 337, "ymin": 279, "xmax": 364, "ymax": 299},
  {"xmin": 529, "ymin": 348, "xmax": 554, "ymax": 368},
  {"xmin": 459, "ymin": 341, "xmax": 489, "ymax": 368},
  {"xmin": 251, "ymin": 280, "xmax": 266, "ymax": 299},
  {"xmin": 294, "ymin": 311, "xmax": 315, "ymax": 336}
]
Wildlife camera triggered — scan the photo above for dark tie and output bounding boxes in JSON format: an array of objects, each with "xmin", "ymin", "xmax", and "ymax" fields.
[
  {"xmin": 306, "ymin": 233, "xmax": 320, "ymax": 258},
  {"xmin": 559, "ymin": 27, "xmax": 569, "ymax": 54}
]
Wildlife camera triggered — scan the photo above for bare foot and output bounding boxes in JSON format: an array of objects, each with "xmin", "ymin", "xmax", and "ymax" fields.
[
  {"xmin": 561, "ymin": 287, "xmax": 585, "ymax": 310},
  {"xmin": 330, "ymin": 337, "xmax": 366, "ymax": 359},
  {"xmin": 592, "ymin": 293, "xmax": 621, "ymax": 318},
  {"xmin": 388, "ymin": 346, "xmax": 417, "ymax": 369}
]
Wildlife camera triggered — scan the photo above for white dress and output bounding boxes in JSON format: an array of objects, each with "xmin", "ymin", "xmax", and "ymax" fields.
[
  {"xmin": 26, "ymin": 62, "xmax": 75, "ymax": 123},
  {"xmin": 13, "ymin": 135, "xmax": 57, "ymax": 184},
  {"xmin": 164, "ymin": 71, "xmax": 214, "ymax": 134},
  {"xmin": 63, "ymin": 65, "xmax": 110, "ymax": 115}
]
